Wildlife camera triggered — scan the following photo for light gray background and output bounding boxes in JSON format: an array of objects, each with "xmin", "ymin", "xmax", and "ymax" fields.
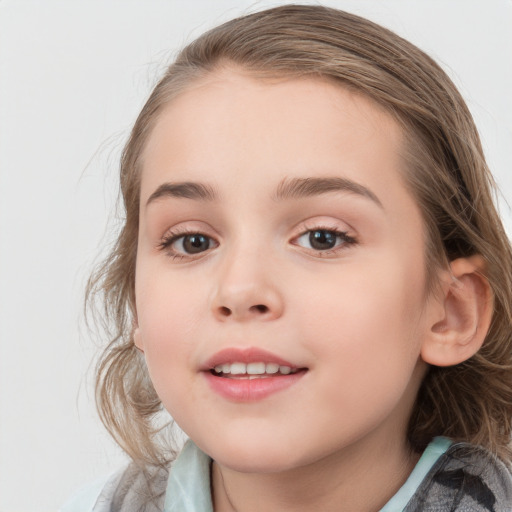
[{"xmin": 0, "ymin": 1, "xmax": 511, "ymax": 510}]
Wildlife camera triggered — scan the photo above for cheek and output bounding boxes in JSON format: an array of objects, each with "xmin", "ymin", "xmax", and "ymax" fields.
[
  {"xmin": 299, "ymin": 257, "xmax": 424, "ymax": 334},
  {"xmin": 135, "ymin": 269, "xmax": 206, "ymax": 378},
  {"xmin": 295, "ymin": 256, "xmax": 427, "ymax": 390}
]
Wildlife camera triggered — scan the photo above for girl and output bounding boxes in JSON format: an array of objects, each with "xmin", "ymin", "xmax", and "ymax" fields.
[{"xmin": 64, "ymin": 4, "xmax": 512, "ymax": 511}]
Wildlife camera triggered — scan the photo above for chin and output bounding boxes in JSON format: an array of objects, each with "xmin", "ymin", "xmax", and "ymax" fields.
[
  {"xmin": 197, "ymin": 433, "xmax": 311, "ymax": 474},
  {"xmin": 214, "ymin": 451, "xmax": 302, "ymax": 474}
]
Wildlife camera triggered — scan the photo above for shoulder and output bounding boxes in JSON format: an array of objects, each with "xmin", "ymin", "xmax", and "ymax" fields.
[
  {"xmin": 59, "ymin": 469, "xmax": 123, "ymax": 512},
  {"xmin": 405, "ymin": 442, "xmax": 512, "ymax": 511},
  {"xmin": 60, "ymin": 463, "xmax": 169, "ymax": 512}
]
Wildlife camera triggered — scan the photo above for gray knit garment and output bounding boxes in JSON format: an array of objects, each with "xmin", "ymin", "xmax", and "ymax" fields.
[
  {"xmin": 96, "ymin": 442, "xmax": 512, "ymax": 511},
  {"xmin": 404, "ymin": 443, "xmax": 512, "ymax": 511}
]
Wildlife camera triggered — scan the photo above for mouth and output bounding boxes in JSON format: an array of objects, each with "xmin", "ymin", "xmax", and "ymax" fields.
[
  {"xmin": 210, "ymin": 361, "xmax": 303, "ymax": 379},
  {"xmin": 203, "ymin": 348, "xmax": 308, "ymax": 401}
]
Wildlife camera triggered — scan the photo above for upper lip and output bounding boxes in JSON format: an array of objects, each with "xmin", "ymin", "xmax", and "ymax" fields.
[{"xmin": 202, "ymin": 347, "xmax": 298, "ymax": 370}]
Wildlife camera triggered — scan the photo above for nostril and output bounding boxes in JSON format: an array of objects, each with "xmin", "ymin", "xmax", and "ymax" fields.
[
  {"xmin": 251, "ymin": 304, "xmax": 269, "ymax": 314},
  {"xmin": 216, "ymin": 304, "xmax": 271, "ymax": 318}
]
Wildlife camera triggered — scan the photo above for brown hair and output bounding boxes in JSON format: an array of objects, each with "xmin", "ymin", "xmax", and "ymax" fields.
[{"xmin": 88, "ymin": 4, "xmax": 512, "ymax": 467}]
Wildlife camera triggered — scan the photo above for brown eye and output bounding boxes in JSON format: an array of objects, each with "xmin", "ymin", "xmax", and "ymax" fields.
[
  {"xmin": 309, "ymin": 230, "xmax": 337, "ymax": 250},
  {"xmin": 297, "ymin": 229, "xmax": 342, "ymax": 251},
  {"xmin": 178, "ymin": 234, "xmax": 211, "ymax": 254},
  {"xmin": 294, "ymin": 228, "xmax": 357, "ymax": 254},
  {"xmin": 159, "ymin": 229, "xmax": 219, "ymax": 260}
]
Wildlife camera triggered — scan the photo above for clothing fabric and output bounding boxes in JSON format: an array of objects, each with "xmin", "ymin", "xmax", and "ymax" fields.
[{"xmin": 60, "ymin": 437, "xmax": 512, "ymax": 512}]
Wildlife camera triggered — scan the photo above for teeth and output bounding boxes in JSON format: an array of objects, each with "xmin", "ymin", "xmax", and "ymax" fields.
[
  {"xmin": 266, "ymin": 363, "xmax": 279, "ymax": 374},
  {"xmin": 247, "ymin": 362, "xmax": 266, "ymax": 375},
  {"xmin": 230, "ymin": 362, "xmax": 246, "ymax": 375},
  {"xmin": 213, "ymin": 362, "xmax": 297, "ymax": 376}
]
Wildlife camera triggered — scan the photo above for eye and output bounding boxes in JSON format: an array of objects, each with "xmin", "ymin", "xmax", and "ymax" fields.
[
  {"xmin": 175, "ymin": 234, "xmax": 211, "ymax": 254},
  {"xmin": 159, "ymin": 230, "xmax": 218, "ymax": 258},
  {"xmin": 294, "ymin": 228, "xmax": 356, "ymax": 252}
]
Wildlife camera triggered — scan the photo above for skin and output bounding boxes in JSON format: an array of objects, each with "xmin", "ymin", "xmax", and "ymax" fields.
[{"xmin": 133, "ymin": 69, "xmax": 485, "ymax": 511}]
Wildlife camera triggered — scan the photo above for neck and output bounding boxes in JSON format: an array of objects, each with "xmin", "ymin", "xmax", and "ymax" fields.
[{"xmin": 212, "ymin": 435, "xmax": 420, "ymax": 512}]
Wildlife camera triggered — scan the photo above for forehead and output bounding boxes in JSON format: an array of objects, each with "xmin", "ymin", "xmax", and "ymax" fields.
[{"xmin": 140, "ymin": 69, "xmax": 410, "ymax": 211}]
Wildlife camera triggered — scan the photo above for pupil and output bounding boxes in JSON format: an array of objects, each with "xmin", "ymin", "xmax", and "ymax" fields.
[
  {"xmin": 309, "ymin": 230, "xmax": 336, "ymax": 250},
  {"xmin": 183, "ymin": 234, "xmax": 209, "ymax": 254}
]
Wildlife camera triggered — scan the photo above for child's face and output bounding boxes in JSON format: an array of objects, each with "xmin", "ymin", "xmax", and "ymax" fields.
[{"xmin": 135, "ymin": 70, "xmax": 436, "ymax": 472}]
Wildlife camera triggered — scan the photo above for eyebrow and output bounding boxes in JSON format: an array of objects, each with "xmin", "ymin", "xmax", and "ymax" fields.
[
  {"xmin": 145, "ymin": 176, "xmax": 383, "ymax": 209},
  {"xmin": 146, "ymin": 181, "xmax": 217, "ymax": 206},
  {"xmin": 273, "ymin": 176, "xmax": 383, "ymax": 208}
]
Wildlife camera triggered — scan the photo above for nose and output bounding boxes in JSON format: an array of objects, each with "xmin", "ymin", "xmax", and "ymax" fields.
[{"xmin": 210, "ymin": 250, "xmax": 284, "ymax": 322}]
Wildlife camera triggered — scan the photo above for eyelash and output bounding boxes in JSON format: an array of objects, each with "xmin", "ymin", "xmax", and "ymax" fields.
[
  {"xmin": 158, "ymin": 225, "xmax": 357, "ymax": 261},
  {"xmin": 157, "ymin": 227, "xmax": 216, "ymax": 261},
  {"xmin": 295, "ymin": 224, "xmax": 357, "ymax": 256}
]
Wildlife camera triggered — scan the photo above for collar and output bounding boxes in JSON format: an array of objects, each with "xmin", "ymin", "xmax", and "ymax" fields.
[
  {"xmin": 163, "ymin": 437, "xmax": 453, "ymax": 512},
  {"xmin": 164, "ymin": 440, "xmax": 213, "ymax": 512}
]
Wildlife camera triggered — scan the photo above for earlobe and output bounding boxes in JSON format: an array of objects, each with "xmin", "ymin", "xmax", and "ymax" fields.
[
  {"xmin": 421, "ymin": 255, "xmax": 493, "ymax": 367},
  {"xmin": 133, "ymin": 325, "xmax": 144, "ymax": 352}
]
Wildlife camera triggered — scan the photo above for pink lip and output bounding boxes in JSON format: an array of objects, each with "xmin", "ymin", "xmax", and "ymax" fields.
[
  {"xmin": 201, "ymin": 347, "xmax": 307, "ymax": 402},
  {"xmin": 203, "ymin": 370, "xmax": 306, "ymax": 402},
  {"xmin": 202, "ymin": 347, "xmax": 297, "ymax": 370}
]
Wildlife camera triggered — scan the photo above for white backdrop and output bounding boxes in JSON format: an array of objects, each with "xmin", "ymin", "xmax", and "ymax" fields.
[{"xmin": 0, "ymin": 1, "xmax": 510, "ymax": 510}]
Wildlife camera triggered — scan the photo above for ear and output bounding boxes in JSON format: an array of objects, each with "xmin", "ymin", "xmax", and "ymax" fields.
[
  {"xmin": 133, "ymin": 324, "xmax": 144, "ymax": 352},
  {"xmin": 421, "ymin": 255, "xmax": 493, "ymax": 367}
]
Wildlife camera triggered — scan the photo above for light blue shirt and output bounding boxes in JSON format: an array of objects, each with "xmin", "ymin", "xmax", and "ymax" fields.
[{"xmin": 61, "ymin": 437, "xmax": 453, "ymax": 512}]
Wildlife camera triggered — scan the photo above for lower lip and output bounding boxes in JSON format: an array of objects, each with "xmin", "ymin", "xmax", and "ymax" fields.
[{"xmin": 203, "ymin": 370, "xmax": 306, "ymax": 402}]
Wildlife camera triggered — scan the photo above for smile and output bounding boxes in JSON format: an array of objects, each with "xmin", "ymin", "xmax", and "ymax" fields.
[
  {"xmin": 203, "ymin": 347, "xmax": 307, "ymax": 401},
  {"xmin": 212, "ymin": 362, "xmax": 299, "ymax": 377}
]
